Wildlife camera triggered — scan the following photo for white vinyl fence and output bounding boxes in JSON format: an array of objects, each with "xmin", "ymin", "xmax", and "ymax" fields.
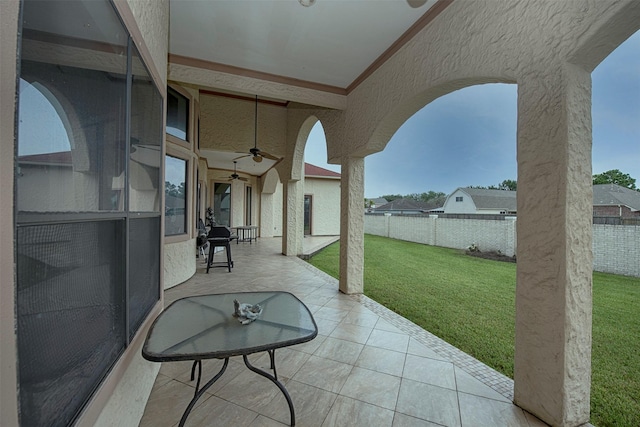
[{"xmin": 364, "ymin": 214, "xmax": 640, "ymax": 277}]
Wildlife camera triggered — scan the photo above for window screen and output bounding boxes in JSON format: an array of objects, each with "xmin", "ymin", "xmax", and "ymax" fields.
[
  {"xmin": 17, "ymin": 221, "xmax": 126, "ymax": 426},
  {"xmin": 16, "ymin": 1, "xmax": 162, "ymax": 424}
]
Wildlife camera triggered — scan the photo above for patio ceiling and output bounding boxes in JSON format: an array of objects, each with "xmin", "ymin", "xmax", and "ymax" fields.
[
  {"xmin": 169, "ymin": 0, "xmax": 442, "ymax": 90},
  {"xmin": 169, "ymin": 0, "xmax": 447, "ymax": 175}
]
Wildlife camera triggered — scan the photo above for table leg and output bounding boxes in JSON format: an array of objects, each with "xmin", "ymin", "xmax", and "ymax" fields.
[
  {"xmin": 179, "ymin": 358, "xmax": 229, "ymax": 427},
  {"xmin": 243, "ymin": 354, "xmax": 295, "ymax": 426},
  {"xmin": 267, "ymin": 349, "xmax": 277, "ymax": 380}
]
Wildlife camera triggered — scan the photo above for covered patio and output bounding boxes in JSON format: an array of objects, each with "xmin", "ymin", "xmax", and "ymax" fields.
[
  {"xmin": 3, "ymin": 1, "xmax": 640, "ymax": 426},
  {"xmin": 140, "ymin": 238, "xmax": 546, "ymax": 427}
]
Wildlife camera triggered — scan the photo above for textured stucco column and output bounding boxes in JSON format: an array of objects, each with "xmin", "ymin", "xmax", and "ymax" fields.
[
  {"xmin": 339, "ymin": 157, "xmax": 364, "ymax": 294},
  {"xmin": 282, "ymin": 179, "xmax": 304, "ymax": 256},
  {"xmin": 514, "ymin": 63, "xmax": 593, "ymax": 427}
]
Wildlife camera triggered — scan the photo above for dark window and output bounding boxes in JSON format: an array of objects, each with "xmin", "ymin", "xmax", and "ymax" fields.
[
  {"xmin": 456, "ymin": 196, "xmax": 463, "ymax": 202},
  {"xmin": 214, "ymin": 183, "xmax": 231, "ymax": 226},
  {"xmin": 16, "ymin": 1, "xmax": 162, "ymax": 425},
  {"xmin": 167, "ymin": 86, "xmax": 189, "ymax": 140},
  {"xmin": 129, "ymin": 217, "xmax": 161, "ymax": 338},
  {"xmin": 165, "ymin": 155, "xmax": 188, "ymax": 235},
  {"xmin": 304, "ymin": 195, "xmax": 312, "ymax": 236},
  {"xmin": 246, "ymin": 186, "xmax": 252, "ymax": 225}
]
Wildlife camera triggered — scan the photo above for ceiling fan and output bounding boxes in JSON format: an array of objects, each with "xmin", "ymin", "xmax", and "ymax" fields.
[
  {"xmin": 227, "ymin": 161, "xmax": 248, "ymax": 182},
  {"xmin": 235, "ymin": 95, "xmax": 280, "ymax": 163}
]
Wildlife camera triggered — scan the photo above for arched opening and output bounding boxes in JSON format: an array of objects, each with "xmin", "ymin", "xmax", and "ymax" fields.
[
  {"xmin": 358, "ymin": 82, "xmax": 519, "ymax": 380},
  {"xmin": 365, "ymin": 83, "xmax": 517, "ymax": 205},
  {"xmin": 18, "ymin": 79, "xmax": 72, "ymax": 156},
  {"xmin": 303, "ymin": 121, "xmax": 341, "ymax": 237},
  {"xmin": 17, "ymin": 79, "xmax": 76, "ymax": 212}
]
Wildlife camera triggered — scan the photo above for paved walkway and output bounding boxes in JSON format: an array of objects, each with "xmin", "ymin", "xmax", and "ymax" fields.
[{"xmin": 140, "ymin": 237, "xmax": 547, "ymax": 427}]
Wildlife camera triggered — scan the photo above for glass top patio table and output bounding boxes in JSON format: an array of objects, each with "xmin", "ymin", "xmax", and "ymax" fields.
[
  {"xmin": 142, "ymin": 291, "xmax": 318, "ymax": 426},
  {"xmin": 143, "ymin": 291, "xmax": 317, "ymax": 361}
]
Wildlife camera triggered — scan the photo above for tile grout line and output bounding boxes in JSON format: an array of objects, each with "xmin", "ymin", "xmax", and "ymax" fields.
[{"xmin": 348, "ymin": 293, "xmax": 515, "ymax": 402}]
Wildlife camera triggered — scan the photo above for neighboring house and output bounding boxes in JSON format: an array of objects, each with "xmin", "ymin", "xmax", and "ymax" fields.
[
  {"xmin": 372, "ymin": 197, "xmax": 388, "ymax": 207},
  {"xmin": 17, "ymin": 151, "xmax": 74, "ymax": 212},
  {"xmin": 370, "ymin": 197, "xmax": 388, "ymax": 208},
  {"xmin": 443, "ymin": 185, "xmax": 640, "ymax": 217},
  {"xmin": 372, "ymin": 198, "xmax": 431, "ymax": 215},
  {"xmin": 443, "ymin": 187, "xmax": 517, "ymax": 215},
  {"xmin": 303, "ymin": 163, "xmax": 341, "ymax": 236},
  {"xmin": 365, "ymin": 197, "xmax": 387, "ymax": 212},
  {"xmin": 593, "ymin": 183, "xmax": 640, "ymax": 218}
]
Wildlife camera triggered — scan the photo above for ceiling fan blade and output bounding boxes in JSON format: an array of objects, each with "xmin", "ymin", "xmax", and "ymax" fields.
[
  {"xmin": 259, "ymin": 151, "xmax": 280, "ymax": 161},
  {"xmin": 239, "ymin": 177, "xmax": 249, "ymax": 182}
]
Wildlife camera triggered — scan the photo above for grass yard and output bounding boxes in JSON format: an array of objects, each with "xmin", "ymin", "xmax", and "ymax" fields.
[{"xmin": 307, "ymin": 234, "xmax": 640, "ymax": 427}]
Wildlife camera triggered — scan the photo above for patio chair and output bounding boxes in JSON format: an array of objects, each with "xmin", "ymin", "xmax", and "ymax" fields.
[{"xmin": 196, "ymin": 219, "xmax": 208, "ymax": 258}]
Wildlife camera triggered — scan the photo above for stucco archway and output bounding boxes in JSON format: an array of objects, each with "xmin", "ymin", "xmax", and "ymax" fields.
[{"xmin": 279, "ymin": 112, "xmax": 321, "ymax": 255}]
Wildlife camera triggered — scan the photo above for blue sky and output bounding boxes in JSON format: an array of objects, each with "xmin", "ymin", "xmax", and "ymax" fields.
[{"xmin": 305, "ymin": 31, "xmax": 640, "ymax": 199}]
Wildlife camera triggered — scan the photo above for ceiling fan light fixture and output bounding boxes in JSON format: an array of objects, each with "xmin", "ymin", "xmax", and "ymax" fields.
[
  {"xmin": 406, "ymin": 0, "xmax": 428, "ymax": 7},
  {"xmin": 299, "ymin": 0, "xmax": 315, "ymax": 7}
]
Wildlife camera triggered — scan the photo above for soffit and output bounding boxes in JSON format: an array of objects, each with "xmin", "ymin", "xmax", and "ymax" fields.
[{"xmin": 169, "ymin": 0, "xmax": 444, "ymax": 93}]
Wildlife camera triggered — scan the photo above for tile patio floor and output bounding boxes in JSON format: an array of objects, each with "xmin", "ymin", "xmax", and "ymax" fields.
[{"xmin": 139, "ymin": 237, "xmax": 548, "ymax": 427}]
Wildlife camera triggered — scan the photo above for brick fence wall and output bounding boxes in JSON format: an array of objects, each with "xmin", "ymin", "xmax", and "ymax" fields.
[{"xmin": 364, "ymin": 214, "xmax": 639, "ymax": 277}]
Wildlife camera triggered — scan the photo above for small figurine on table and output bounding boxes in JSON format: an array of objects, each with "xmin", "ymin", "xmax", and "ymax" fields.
[{"xmin": 233, "ymin": 299, "xmax": 263, "ymax": 324}]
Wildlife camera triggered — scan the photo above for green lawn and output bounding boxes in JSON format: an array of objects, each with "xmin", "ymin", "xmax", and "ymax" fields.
[{"xmin": 307, "ymin": 234, "xmax": 640, "ymax": 427}]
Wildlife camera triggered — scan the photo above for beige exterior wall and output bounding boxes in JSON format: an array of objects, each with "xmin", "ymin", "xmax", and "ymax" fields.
[
  {"xmin": 304, "ymin": 176, "xmax": 341, "ymax": 236},
  {"xmin": 260, "ymin": 180, "xmax": 284, "ymax": 238},
  {"xmin": 1, "ymin": 1, "xmax": 20, "ymax": 425},
  {"xmin": 163, "ymin": 239, "xmax": 196, "ymax": 289}
]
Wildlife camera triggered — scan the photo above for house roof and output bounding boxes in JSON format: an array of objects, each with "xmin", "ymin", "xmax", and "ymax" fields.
[
  {"xmin": 304, "ymin": 163, "xmax": 341, "ymax": 179},
  {"xmin": 593, "ymin": 184, "xmax": 640, "ymax": 211},
  {"xmin": 456, "ymin": 188, "xmax": 517, "ymax": 211},
  {"xmin": 18, "ymin": 151, "xmax": 72, "ymax": 165},
  {"xmin": 374, "ymin": 198, "xmax": 430, "ymax": 212},
  {"xmin": 370, "ymin": 197, "xmax": 388, "ymax": 206}
]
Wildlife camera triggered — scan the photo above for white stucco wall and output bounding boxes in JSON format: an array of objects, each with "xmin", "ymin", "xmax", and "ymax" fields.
[
  {"xmin": 93, "ymin": 338, "xmax": 159, "ymax": 427},
  {"xmin": 261, "ymin": 182, "xmax": 284, "ymax": 237},
  {"xmin": 304, "ymin": 176, "xmax": 340, "ymax": 236},
  {"xmin": 200, "ymin": 95, "xmax": 286, "ymax": 158},
  {"xmin": 164, "ymin": 238, "xmax": 196, "ymax": 289}
]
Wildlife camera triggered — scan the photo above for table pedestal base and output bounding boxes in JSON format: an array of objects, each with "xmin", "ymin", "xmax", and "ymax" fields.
[{"xmin": 179, "ymin": 351, "xmax": 295, "ymax": 426}]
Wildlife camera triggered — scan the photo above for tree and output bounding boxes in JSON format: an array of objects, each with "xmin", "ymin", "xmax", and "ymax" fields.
[
  {"xmin": 592, "ymin": 169, "xmax": 637, "ymax": 190},
  {"xmin": 469, "ymin": 179, "xmax": 517, "ymax": 191},
  {"xmin": 405, "ymin": 191, "xmax": 447, "ymax": 205},
  {"xmin": 498, "ymin": 179, "xmax": 517, "ymax": 191}
]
